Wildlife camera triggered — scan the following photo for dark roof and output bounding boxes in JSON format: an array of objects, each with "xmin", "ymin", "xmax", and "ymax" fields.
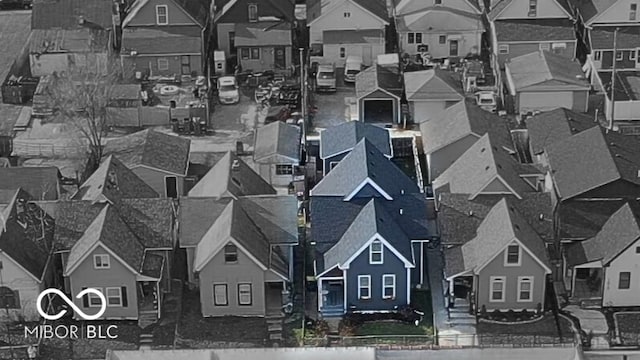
[
  {"xmin": 489, "ymin": 0, "xmax": 572, "ymax": 20},
  {"xmin": 320, "ymin": 121, "xmax": 391, "ymax": 159},
  {"xmin": 235, "ymin": 22, "xmax": 292, "ymax": 47},
  {"xmin": 0, "ymin": 167, "xmax": 60, "ymax": 200},
  {"xmin": 599, "ymin": 71, "xmax": 640, "ymax": 101},
  {"xmin": 352, "ymin": 0, "xmax": 389, "ymax": 21},
  {"xmin": 322, "ymin": 199, "xmax": 412, "ymax": 272},
  {"xmin": 188, "ymin": 152, "xmax": 276, "ymax": 198},
  {"xmin": 141, "ymin": 252, "xmax": 165, "ymax": 278},
  {"xmin": 29, "ymin": 28, "xmax": 110, "ymax": 53},
  {"xmin": 566, "ymin": 202, "xmax": 640, "ymax": 266},
  {"xmin": 121, "ymin": 27, "xmax": 203, "ymax": 54},
  {"xmin": 254, "ymin": 121, "xmax": 301, "ymax": 164},
  {"xmin": 546, "ymin": 126, "xmax": 640, "ymax": 200},
  {"xmin": 238, "ymin": 196, "xmax": 299, "ymax": 246},
  {"xmin": 507, "ymin": 51, "xmax": 589, "ymax": 90},
  {"xmin": 525, "ymin": 108, "xmax": 597, "ymax": 155},
  {"xmin": 404, "ymin": 69, "xmax": 464, "ymax": 101},
  {"xmin": 103, "ymin": 129, "xmax": 191, "ymax": 175},
  {"xmin": 0, "ymin": 11, "xmax": 31, "ymax": 93},
  {"xmin": 558, "ymin": 199, "xmax": 630, "ymax": 240},
  {"xmin": 0, "ymin": 105, "xmax": 25, "ymax": 137},
  {"xmin": 355, "ymin": 65, "xmax": 403, "ymax": 99},
  {"xmin": 311, "ymin": 139, "xmax": 420, "ymax": 198},
  {"xmin": 178, "ymin": 197, "xmax": 232, "ymax": 247},
  {"xmin": 420, "ymin": 100, "xmax": 511, "ymax": 154},
  {"xmin": 123, "ymin": 0, "xmax": 208, "ymax": 27},
  {"xmin": 72, "ymin": 155, "xmax": 159, "ymax": 202},
  {"xmin": 591, "ymin": 26, "xmax": 640, "ymax": 50},
  {"xmin": 323, "ymin": 29, "xmax": 384, "ymax": 44},
  {"xmin": 215, "ymin": 0, "xmax": 295, "ymax": 23},
  {"xmin": 32, "ymin": 0, "xmax": 115, "ymax": 30},
  {"xmin": 494, "ymin": 19, "xmax": 575, "ymax": 42},
  {"xmin": 570, "ymin": 0, "xmax": 618, "ymax": 23},
  {"xmin": 395, "ymin": 0, "xmax": 480, "ymax": 15}
]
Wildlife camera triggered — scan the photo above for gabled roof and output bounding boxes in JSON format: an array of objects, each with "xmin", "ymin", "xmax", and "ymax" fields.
[
  {"xmin": 215, "ymin": 0, "xmax": 295, "ymax": 24},
  {"xmin": 395, "ymin": 0, "xmax": 481, "ymax": 16},
  {"xmin": 546, "ymin": 126, "xmax": 640, "ymax": 200},
  {"xmin": 420, "ymin": 100, "xmax": 512, "ymax": 154},
  {"xmin": 590, "ymin": 26, "xmax": 640, "ymax": 50},
  {"xmin": 323, "ymin": 29, "xmax": 385, "ymax": 44},
  {"xmin": 311, "ymin": 139, "xmax": 419, "ymax": 199},
  {"xmin": 307, "ymin": 0, "xmax": 389, "ymax": 25},
  {"xmin": 254, "ymin": 121, "xmax": 301, "ymax": 164},
  {"xmin": 506, "ymin": 51, "xmax": 589, "ymax": 91},
  {"xmin": 28, "ymin": 28, "xmax": 110, "ymax": 53},
  {"xmin": 321, "ymin": 199, "xmax": 413, "ymax": 273},
  {"xmin": 103, "ymin": 129, "xmax": 191, "ymax": 176},
  {"xmin": 489, "ymin": 0, "xmax": 572, "ymax": 21},
  {"xmin": 355, "ymin": 65, "xmax": 403, "ymax": 99},
  {"xmin": 192, "ymin": 200, "xmax": 288, "ymax": 278},
  {"xmin": 121, "ymin": 27, "xmax": 203, "ymax": 55},
  {"xmin": 320, "ymin": 121, "xmax": 391, "ymax": 159},
  {"xmin": 566, "ymin": 202, "xmax": 640, "ymax": 266},
  {"xmin": 178, "ymin": 197, "xmax": 233, "ymax": 247},
  {"xmin": 396, "ymin": 7, "xmax": 482, "ymax": 33},
  {"xmin": 0, "ymin": 11, "xmax": 31, "ymax": 95},
  {"xmin": 0, "ymin": 167, "xmax": 60, "ymax": 200},
  {"xmin": 570, "ymin": 0, "xmax": 619, "ymax": 24},
  {"xmin": 433, "ymin": 133, "xmax": 537, "ymax": 199},
  {"xmin": 445, "ymin": 198, "xmax": 551, "ymax": 277},
  {"xmin": 188, "ymin": 152, "xmax": 276, "ymax": 198},
  {"xmin": 525, "ymin": 108, "xmax": 597, "ymax": 155},
  {"xmin": 558, "ymin": 199, "xmax": 627, "ymax": 240},
  {"xmin": 32, "ymin": 0, "xmax": 115, "ymax": 30},
  {"xmin": 404, "ymin": 69, "xmax": 464, "ymax": 101},
  {"xmin": 235, "ymin": 21, "xmax": 292, "ymax": 47},
  {"xmin": 123, "ymin": 0, "xmax": 208, "ymax": 28},
  {"xmin": 72, "ymin": 155, "xmax": 159, "ymax": 202},
  {"xmin": 493, "ymin": 18, "xmax": 576, "ymax": 42}
]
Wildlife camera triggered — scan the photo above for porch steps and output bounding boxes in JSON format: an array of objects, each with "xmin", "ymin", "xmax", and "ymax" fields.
[
  {"xmin": 138, "ymin": 333, "xmax": 154, "ymax": 350},
  {"xmin": 580, "ymin": 298, "xmax": 602, "ymax": 309},
  {"xmin": 447, "ymin": 303, "xmax": 476, "ymax": 326},
  {"xmin": 267, "ymin": 317, "xmax": 284, "ymax": 346},
  {"xmin": 138, "ymin": 310, "xmax": 159, "ymax": 329}
]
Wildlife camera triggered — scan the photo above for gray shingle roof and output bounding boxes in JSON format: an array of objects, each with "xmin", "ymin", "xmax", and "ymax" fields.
[
  {"xmin": 178, "ymin": 197, "xmax": 232, "ymax": 247},
  {"xmin": 72, "ymin": 155, "xmax": 159, "ymax": 202},
  {"xmin": 188, "ymin": 152, "xmax": 276, "ymax": 198},
  {"xmin": 420, "ymin": 100, "xmax": 512, "ymax": 154},
  {"xmin": 546, "ymin": 126, "xmax": 640, "ymax": 200},
  {"xmin": 311, "ymin": 139, "xmax": 419, "ymax": 198},
  {"xmin": 0, "ymin": 167, "xmax": 60, "ymax": 200},
  {"xmin": 404, "ymin": 69, "xmax": 464, "ymax": 101},
  {"xmin": 590, "ymin": 26, "xmax": 640, "ymax": 50},
  {"xmin": 254, "ymin": 121, "xmax": 301, "ymax": 164},
  {"xmin": 355, "ymin": 65, "xmax": 403, "ymax": 99},
  {"xmin": 323, "ymin": 29, "xmax": 385, "ymax": 44},
  {"xmin": 32, "ymin": 0, "xmax": 115, "ymax": 30},
  {"xmin": 558, "ymin": 199, "xmax": 627, "ymax": 240},
  {"xmin": 103, "ymin": 129, "xmax": 191, "ymax": 176},
  {"xmin": 571, "ymin": 0, "xmax": 618, "ymax": 23},
  {"xmin": 525, "ymin": 108, "xmax": 597, "ymax": 155},
  {"xmin": 493, "ymin": 19, "xmax": 575, "ymax": 42},
  {"xmin": 320, "ymin": 121, "xmax": 391, "ymax": 159},
  {"xmin": 238, "ymin": 196, "xmax": 299, "ymax": 245},
  {"xmin": 506, "ymin": 51, "xmax": 589, "ymax": 91}
]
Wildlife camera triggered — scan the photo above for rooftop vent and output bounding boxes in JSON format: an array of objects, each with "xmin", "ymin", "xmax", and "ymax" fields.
[
  {"xmin": 485, "ymin": 165, "xmax": 490, "ymax": 171},
  {"xmin": 468, "ymin": 210, "xmax": 473, "ymax": 217},
  {"xmin": 480, "ymin": 147, "xmax": 486, "ymax": 153},
  {"xmin": 539, "ymin": 213, "xmax": 544, "ymax": 221},
  {"xmin": 231, "ymin": 159, "xmax": 240, "ymax": 170},
  {"xmin": 399, "ymin": 208, "xmax": 404, "ymax": 215}
]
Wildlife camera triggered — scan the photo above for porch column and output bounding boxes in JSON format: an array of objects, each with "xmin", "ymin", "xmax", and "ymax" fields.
[
  {"xmin": 317, "ymin": 278, "xmax": 323, "ymax": 312},
  {"xmin": 571, "ymin": 267, "xmax": 576, "ymax": 298},
  {"xmin": 156, "ymin": 280, "xmax": 161, "ymax": 318},
  {"xmin": 343, "ymin": 270, "xmax": 347, "ymax": 312}
]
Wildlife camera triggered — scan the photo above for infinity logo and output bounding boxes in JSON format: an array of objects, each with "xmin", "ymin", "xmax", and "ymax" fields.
[{"xmin": 37, "ymin": 288, "xmax": 107, "ymax": 321}]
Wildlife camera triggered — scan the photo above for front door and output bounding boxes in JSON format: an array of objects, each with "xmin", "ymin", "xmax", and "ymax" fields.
[
  {"xmin": 181, "ymin": 55, "xmax": 190, "ymax": 75},
  {"xmin": 229, "ymin": 31, "xmax": 236, "ymax": 55},
  {"xmin": 449, "ymin": 40, "xmax": 459, "ymax": 57},
  {"xmin": 165, "ymin": 176, "xmax": 178, "ymax": 198},
  {"xmin": 274, "ymin": 46, "xmax": 286, "ymax": 69},
  {"xmin": 325, "ymin": 281, "xmax": 343, "ymax": 307}
]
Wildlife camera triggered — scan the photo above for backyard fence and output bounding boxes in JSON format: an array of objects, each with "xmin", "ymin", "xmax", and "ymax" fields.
[{"xmin": 12, "ymin": 140, "xmax": 87, "ymax": 158}]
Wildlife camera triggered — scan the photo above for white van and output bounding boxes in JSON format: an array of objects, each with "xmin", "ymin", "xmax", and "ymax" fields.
[{"xmin": 344, "ymin": 56, "xmax": 363, "ymax": 83}]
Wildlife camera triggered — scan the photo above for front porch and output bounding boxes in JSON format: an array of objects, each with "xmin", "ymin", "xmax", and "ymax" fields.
[
  {"xmin": 265, "ymin": 281, "xmax": 291, "ymax": 317},
  {"xmin": 317, "ymin": 276, "xmax": 345, "ymax": 318},
  {"xmin": 446, "ymin": 275, "xmax": 476, "ymax": 314},
  {"xmin": 137, "ymin": 280, "xmax": 161, "ymax": 328},
  {"xmin": 566, "ymin": 264, "xmax": 603, "ymax": 306}
]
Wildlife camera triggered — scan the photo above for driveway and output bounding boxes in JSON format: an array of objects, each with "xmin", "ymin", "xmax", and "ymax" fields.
[
  {"xmin": 565, "ymin": 305, "xmax": 609, "ymax": 348},
  {"xmin": 309, "ymin": 69, "xmax": 356, "ymax": 135}
]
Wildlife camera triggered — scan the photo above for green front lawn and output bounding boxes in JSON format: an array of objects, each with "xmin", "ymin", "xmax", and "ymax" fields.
[{"xmin": 355, "ymin": 321, "xmax": 433, "ymax": 336}]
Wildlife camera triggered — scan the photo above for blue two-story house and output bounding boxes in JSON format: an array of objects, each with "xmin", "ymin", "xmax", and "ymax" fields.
[{"xmin": 310, "ymin": 139, "xmax": 432, "ymax": 317}]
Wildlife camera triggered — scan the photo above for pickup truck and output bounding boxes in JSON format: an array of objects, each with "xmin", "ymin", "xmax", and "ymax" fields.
[{"xmin": 315, "ymin": 64, "xmax": 336, "ymax": 92}]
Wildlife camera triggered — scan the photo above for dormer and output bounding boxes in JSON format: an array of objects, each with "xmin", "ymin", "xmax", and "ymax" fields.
[{"xmin": 248, "ymin": 3, "xmax": 258, "ymax": 22}]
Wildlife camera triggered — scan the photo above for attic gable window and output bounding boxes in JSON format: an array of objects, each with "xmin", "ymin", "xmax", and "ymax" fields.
[
  {"xmin": 94, "ymin": 254, "xmax": 110, "ymax": 269},
  {"xmin": 528, "ymin": 0, "xmax": 537, "ymax": 17},
  {"xmin": 248, "ymin": 4, "xmax": 258, "ymax": 22},
  {"xmin": 369, "ymin": 240, "xmax": 383, "ymax": 264},
  {"xmin": 156, "ymin": 5, "xmax": 168, "ymax": 25},
  {"xmin": 504, "ymin": 244, "xmax": 521, "ymax": 266},
  {"xmin": 224, "ymin": 244, "xmax": 238, "ymax": 263},
  {"xmin": 631, "ymin": 3, "xmax": 637, "ymax": 21}
]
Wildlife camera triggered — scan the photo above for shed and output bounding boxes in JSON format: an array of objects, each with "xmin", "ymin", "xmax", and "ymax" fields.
[{"xmin": 355, "ymin": 65, "xmax": 403, "ymax": 125}]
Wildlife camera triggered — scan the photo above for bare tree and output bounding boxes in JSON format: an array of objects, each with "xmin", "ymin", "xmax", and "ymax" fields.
[{"xmin": 45, "ymin": 64, "xmax": 120, "ymax": 170}]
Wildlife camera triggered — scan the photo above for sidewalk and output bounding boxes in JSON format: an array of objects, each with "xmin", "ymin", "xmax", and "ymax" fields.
[{"xmin": 565, "ymin": 305, "xmax": 609, "ymax": 348}]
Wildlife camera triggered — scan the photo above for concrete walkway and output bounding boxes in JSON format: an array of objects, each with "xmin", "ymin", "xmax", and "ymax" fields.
[{"xmin": 565, "ymin": 305, "xmax": 609, "ymax": 348}]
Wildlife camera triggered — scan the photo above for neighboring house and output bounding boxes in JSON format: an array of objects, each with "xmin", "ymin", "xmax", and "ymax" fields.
[
  {"xmin": 443, "ymin": 197, "xmax": 552, "ymax": 313},
  {"xmin": 488, "ymin": 0, "xmax": 576, "ymax": 70},
  {"xmin": 0, "ymin": 105, "xmax": 30, "ymax": 156},
  {"xmin": 0, "ymin": 189, "xmax": 53, "ymax": 322},
  {"xmin": 319, "ymin": 121, "xmax": 392, "ymax": 176},
  {"xmin": 0, "ymin": 167, "xmax": 62, "ymax": 200},
  {"xmin": 419, "ymin": 100, "xmax": 513, "ymax": 182},
  {"xmin": 47, "ymin": 198, "xmax": 175, "ymax": 323},
  {"xmin": 404, "ymin": 69, "xmax": 464, "ymax": 123},
  {"xmin": 394, "ymin": 0, "xmax": 484, "ymax": 60},
  {"xmin": 311, "ymin": 139, "xmax": 433, "ymax": 317},
  {"xmin": 524, "ymin": 108, "xmax": 596, "ymax": 164},
  {"xmin": 213, "ymin": 0, "xmax": 295, "ymax": 71},
  {"xmin": 253, "ymin": 121, "xmax": 302, "ymax": 188},
  {"xmin": 120, "ymin": 0, "xmax": 209, "ymax": 78},
  {"xmin": 72, "ymin": 155, "xmax": 160, "ymax": 202},
  {"xmin": 179, "ymin": 196, "xmax": 298, "ymax": 317},
  {"xmin": 188, "ymin": 152, "xmax": 276, "ymax": 198},
  {"xmin": 307, "ymin": 0, "xmax": 389, "ymax": 66},
  {"xmin": 103, "ymin": 129, "xmax": 191, "ymax": 198},
  {"xmin": 505, "ymin": 51, "xmax": 590, "ymax": 114},
  {"xmin": 545, "ymin": 125, "xmax": 640, "ymax": 202},
  {"xmin": 355, "ymin": 65, "xmax": 403, "ymax": 125},
  {"xmin": 433, "ymin": 133, "xmax": 541, "ymax": 199},
  {"xmin": 563, "ymin": 202, "xmax": 640, "ymax": 307},
  {"xmin": 0, "ymin": 10, "xmax": 32, "ymax": 104}
]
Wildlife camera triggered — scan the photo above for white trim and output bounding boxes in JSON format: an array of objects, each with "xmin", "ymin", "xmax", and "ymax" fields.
[
  {"xmin": 382, "ymin": 274, "xmax": 396, "ymax": 299},
  {"xmin": 476, "ymin": 238, "xmax": 552, "ymax": 275},
  {"xmin": 237, "ymin": 283, "xmax": 253, "ymax": 305},
  {"xmin": 516, "ymin": 276, "xmax": 534, "ymax": 302},
  {"xmin": 420, "ymin": 242, "xmax": 424, "ymax": 285},
  {"xmin": 155, "ymin": 5, "xmax": 168, "ymax": 25},
  {"xmin": 503, "ymin": 243, "xmax": 522, "ymax": 267},
  {"xmin": 157, "ymin": 58, "xmax": 170, "ymax": 71},
  {"xmin": 213, "ymin": 283, "xmax": 229, "ymax": 306},
  {"xmin": 369, "ymin": 240, "xmax": 383, "ymax": 264},
  {"xmin": 93, "ymin": 254, "xmax": 111, "ymax": 269},
  {"xmin": 340, "ymin": 234, "xmax": 414, "ymax": 270},
  {"xmin": 316, "ymin": 264, "xmax": 341, "ymax": 278},
  {"xmin": 469, "ymin": 175, "xmax": 522, "ymax": 201},
  {"xmin": 489, "ymin": 276, "xmax": 506, "ymax": 303},
  {"xmin": 65, "ymin": 241, "xmax": 139, "ymax": 276},
  {"xmin": 0, "ymin": 250, "xmax": 42, "ymax": 283},
  {"xmin": 308, "ymin": 0, "xmax": 389, "ymax": 27},
  {"xmin": 491, "ymin": 0, "xmax": 571, "ymax": 20},
  {"xmin": 131, "ymin": 163, "xmax": 186, "ymax": 177},
  {"xmin": 122, "ymin": 52, "xmax": 202, "ymax": 57},
  {"xmin": 358, "ymin": 88, "xmax": 401, "ymax": 101},
  {"xmin": 343, "ymin": 269, "xmax": 348, "ymax": 311},
  {"xmin": 358, "ymin": 275, "xmax": 371, "ymax": 300},
  {"xmin": 406, "ymin": 267, "xmax": 411, "ymax": 304},
  {"xmin": 88, "ymin": 287, "xmax": 104, "ymax": 308},
  {"xmin": 105, "ymin": 287, "xmax": 123, "ymax": 307},
  {"xmin": 344, "ymin": 177, "xmax": 393, "ymax": 201}
]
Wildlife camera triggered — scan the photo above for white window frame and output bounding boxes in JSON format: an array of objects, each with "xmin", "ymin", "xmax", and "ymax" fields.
[
  {"xmin": 498, "ymin": 44, "xmax": 509, "ymax": 54},
  {"xmin": 382, "ymin": 274, "xmax": 396, "ymax": 299},
  {"xmin": 504, "ymin": 244, "xmax": 522, "ymax": 266},
  {"xmin": 213, "ymin": 283, "xmax": 228, "ymax": 306},
  {"xmin": 369, "ymin": 240, "xmax": 383, "ymax": 264},
  {"xmin": 88, "ymin": 287, "xmax": 104, "ymax": 308},
  {"xmin": 224, "ymin": 243, "xmax": 238, "ymax": 263},
  {"xmin": 93, "ymin": 254, "xmax": 110, "ymax": 269},
  {"xmin": 490, "ymin": 276, "xmax": 506, "ymax": 302},
  {"xmin": 275, "ymin": 164, "xmax": 293, "ymax": 175},
  {"xmin": 539, "ymin": 42, "xmax": 550, "ymax": 51},
  {"xmin": 238, "ymin": 283, "xmax": 252, "ymax": 305},
  {"xmin": 631, "ymin": 3, "xmax": 637, "ymax": 21},
  {"xmin": 157, "ymin": 58, "xmax": 169, "ymax": 71},
  {"xmin": 155, "ymin": 5, "xmax": 168, "ymax": 25},
  {"xmin": 528, "ymin": 0, "xmax": 537, "ymax": 16},
  {"xmin": 248, "ymin": 3, "xmax": 258, "ymax": 22},
  {"xmin": 616, "ymin": 51, "xmax": 624, "ymax": 61},
  {"xmin": 552, "ymin": 42, "xmax": 566, "ymax": 50},
  {"xmin": 632, "ymin": 50, "xmax": 637, "ymax": 60},
  {"xmin": 517, "ymin": 276, "xmax": 534, "ymax": 302},
  {"xmin": 619, "ymin": 272, "xmax": 631, "ymax": 289},
  {"xmin": 593, "ymin": 50, "xmax": 602, "ymax": 61},
  {"xmin": 358, "ymin": 275, "xmax": 371, "ymax": 300},
  {"xmin": 105, "ymin": 287, "xmax": 122, "ymax": 307}
]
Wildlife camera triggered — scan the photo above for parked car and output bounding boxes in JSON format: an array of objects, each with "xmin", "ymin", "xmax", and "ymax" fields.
[
  {"xmin": 344, "ymin": 56, "xmax": 363, "ymax": 83},
  {"xmin": 217, "ymin": 76, "xmax": 240, "ymax": 104},
  {"xmin": 315, "ymin": 64, "xmax": 336, "ymax": 92},
  {"xmin": 475, "ymin": 91, "xmax": 497, "ymax": 113}
]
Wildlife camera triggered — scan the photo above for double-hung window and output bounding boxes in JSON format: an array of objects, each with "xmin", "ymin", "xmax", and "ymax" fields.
[
  {"xmin": 94, "ymin": 254, "xmax": 110, "ymax": 269},
  {"xmin": 106, "ymin": 287, "xmax": 122, "ymax": 307},
  {"xmin": 213, "ymin": 284, "xmax": 228, "ymax": 306},
  {"xmin": 369, "ymin": 240, "xmax": 383, "ymax": 264},
  {"xmin": 358, "ymin": 275, "xmax": 371, "ymax": 299},
  {"xmin": 517, "ymin": 277, "xmax": 533, "ymax": 302},
  {"xmin": 156, "ymin": 5, "xmax": 168, "ymax": 25},
  {"xmin": 382, "ymin": 274, "xmax": 396, "ymax": 299},
  {"xmin": 505, "ymin": 244, "xmax": 520, "ymax": 266},
  {"xmin": 490, "ymin": 277, "xmax": 506, "ymax": 302},
  {"xmin": 619, "ymin": 272, "xmax": 631, "ymax": 289},
  {"xmin": 88, "ymin": 288, "xmax": 104, "ymax": 308},
  {"xmin": 238, "ymin": 283, "xmax": 252, "ymax": 305},
  {"xmin": 224, "ymin": 244, "xmax": 238, "ymax": 263}
]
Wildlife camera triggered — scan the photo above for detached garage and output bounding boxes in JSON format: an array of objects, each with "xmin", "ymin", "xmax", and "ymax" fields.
[
  {"xmin": 505, "ymin": 50, "xmax": 590, "ymax": 114},
  {"xmin": 355, "ymin": 65, "xmax": 403, "ymax": 125}
]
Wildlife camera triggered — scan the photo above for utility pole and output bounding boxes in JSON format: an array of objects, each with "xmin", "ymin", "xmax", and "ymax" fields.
[
  {"xmin": 299, "ymin": 48, "xmax": 307, "ymax": 148},
  {"xmin": 610, "ymin": 27, "xmax": 619, "ymax": 130},
  {"xmin": 298, "ymin": 46, "xmax": 309, "ymax": 338}
]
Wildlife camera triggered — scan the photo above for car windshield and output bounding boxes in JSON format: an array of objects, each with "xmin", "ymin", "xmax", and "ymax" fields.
[
  {"xmin": 479, "ymin": 98, "xmax": 494, "ymax": 104},
  {"xmin": 219, "ymin": 85, "xmax": 236, "ymax": 92},
  {"xmin": 318, "ymin": 72, "xmax": 334, "ymax": 79},
  {"xmin": 346, "ymin": 69, "xmax": 360, "ymax": 74}
]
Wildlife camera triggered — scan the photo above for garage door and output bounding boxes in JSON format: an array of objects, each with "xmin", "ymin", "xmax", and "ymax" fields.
[
  {"xmin": 519, "ymin": 91, "xmax": 572, "ymax": 112},
  {"xmin": 363, "ymin": 99, "xmax": 394, "ymax": 123}
]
